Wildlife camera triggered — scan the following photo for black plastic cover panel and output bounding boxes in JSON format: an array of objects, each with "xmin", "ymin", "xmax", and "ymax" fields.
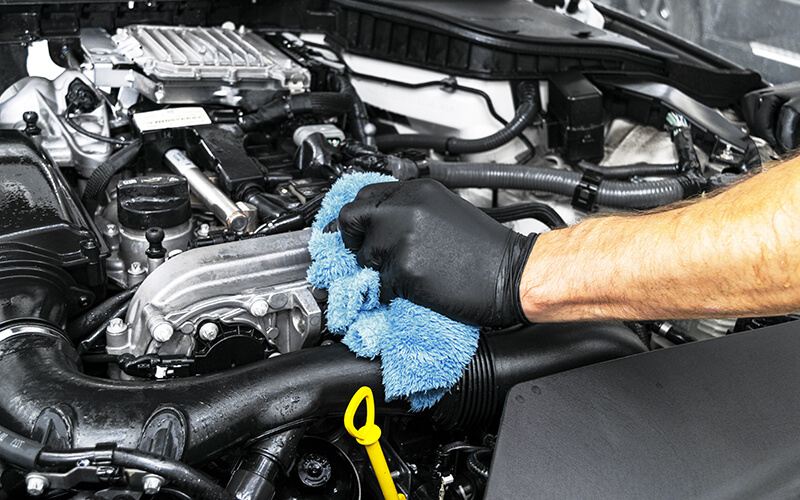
[{"xmin": 486, "ymin": 321, "xmax": 800, "ymax": 499}]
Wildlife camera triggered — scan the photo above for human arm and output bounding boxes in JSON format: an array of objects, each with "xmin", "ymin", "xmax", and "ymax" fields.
[
  {"xmin": 520, "ymin": 152, "xmax": 800, "ymax": 322},
  {"xmin": 339, "ymin": 152, "xmax": 800, "ymax": 326}
]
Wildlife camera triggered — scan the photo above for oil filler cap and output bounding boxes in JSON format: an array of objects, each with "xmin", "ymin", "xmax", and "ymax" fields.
[{"xmin": 118, "ymin": 175, "xmax": 191, "ymax": 230}]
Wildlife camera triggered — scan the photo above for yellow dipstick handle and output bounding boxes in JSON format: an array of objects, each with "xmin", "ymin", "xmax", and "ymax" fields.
[{"xmin": 344, "ymin": 387, "xmax": 406, "ymax": 500}]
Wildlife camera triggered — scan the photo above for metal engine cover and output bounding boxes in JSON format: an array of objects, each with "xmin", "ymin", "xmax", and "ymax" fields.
[{"xmin": 113, "ymin": 229, "xmax": 322, "ymax": 376}]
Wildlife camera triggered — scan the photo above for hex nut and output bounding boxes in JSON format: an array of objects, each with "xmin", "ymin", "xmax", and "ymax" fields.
[{"xmin": 142, "ymin": 474, "xmax": 165, "ymax": 495}]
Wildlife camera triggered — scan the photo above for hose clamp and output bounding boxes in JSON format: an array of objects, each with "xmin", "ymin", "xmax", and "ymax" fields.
[
  {"xmin": 0, "ymin": 323, "xmax": 69, "ymax": 345},
  {"xmin": 571, "ymin": 169, "xmax": 603, "ymax": 212}
]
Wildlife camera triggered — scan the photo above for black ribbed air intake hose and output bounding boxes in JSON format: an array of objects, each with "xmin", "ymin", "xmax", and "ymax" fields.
[
  {"xmin": 375, "ymin": 82, "xmax": 540, "ymax": 155},
  {"xmin": 238, "ymin": 92, "xmax": 355, "ymax": 132},
  {"xmin": 427, "ymin": 161, "xmax": 706, "ymax": 210},
  {"xmin": 0, "ymin": 322, "xmax": 643, "ymax": 469}
]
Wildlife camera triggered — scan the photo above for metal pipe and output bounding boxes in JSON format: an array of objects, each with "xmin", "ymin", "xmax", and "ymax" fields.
[{"xmin": 163, "ymin": 149, "xmax": 248, "ymax": 232}]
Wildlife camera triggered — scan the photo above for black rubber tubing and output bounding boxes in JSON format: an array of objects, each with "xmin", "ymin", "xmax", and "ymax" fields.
[
  {"xmin": 81, "ymin": 140, "xmax": 142, "ymax": 213},
  {"xmin": 375, "ymin": 82, "xmax": 540, "ymax": 155},
  {"xmin": 67, "ymin": 285, "xmax": 140, "ymax": 343},
  {"xmin": 0, "ymin": 323, "xmax": 643, "ymax": 466},
  {"xmin": 481, "ymin": 202, "xmax": 566, "ymax": 229},
  {"xmin": 331, "ymin": 74, "xmax": 372, "ymax": 143},
  {"xmin": 576, "ymin": 160, "xmax": 681, "ymax": 180},
  {"xmin": 35, "ymin": 448, "xmax": 232, "ymax": 500},
  {"xmin": 426, "ymin": 161, "xmax": 705, "ymax": 210},
  {"xmin": 238, "ymin": 92, "xmax": 354, "ymax": 131}
]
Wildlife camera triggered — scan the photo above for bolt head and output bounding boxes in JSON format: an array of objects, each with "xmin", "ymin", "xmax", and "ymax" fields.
[
  {"xmin": 26, "ymin": 474, "xmax": 48, "ymax": 496},
  {"xmin": 250, "ymin": 299, "xmax": 269, "ymax": 318},
  {"xmin": 152, "ymin": 322, "xmax": 174, "ymax": 343},
  {"xmin": 198, "ymin": 322, "xmax": 219, "ymax": 342},
  {"xmin": 104, "ymin": 223, "xmax": 118, "ymax": 236},
  {"xmin": 107, "ymin": 317, "xmax": 127, "ymax": 335},
  {"xmin": 129, "ymin": 261, "xmax": 146, "ymax": 275},
  {"xmin": 142, "ymin": 474, "xmax": 164, "ymax": 495}
]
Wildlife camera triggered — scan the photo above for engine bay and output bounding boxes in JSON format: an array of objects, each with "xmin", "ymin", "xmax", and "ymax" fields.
[{"xmin": 0, "ymin": 0, "xmax": 797, "ymax": 498}]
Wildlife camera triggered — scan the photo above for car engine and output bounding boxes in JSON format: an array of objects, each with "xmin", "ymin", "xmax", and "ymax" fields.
[{"xmin": 0, "ymin": 0, "xmax": 797, "ymax": 498}]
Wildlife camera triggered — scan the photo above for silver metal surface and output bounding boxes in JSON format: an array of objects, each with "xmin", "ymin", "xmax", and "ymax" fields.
[
  {"xmin": 25, "ymin": 474, "xmax": 48, "ymax": 496},
  {"xmin": 114, "ymin": 229, "xmax": 321, "ymax": 371},
  {"xmin": 0, "ymin": 70, "xmax": 113, "ymax": 177},
  {"xmin": 164, "ymin": 149, "xmax": 249, "ymax": 232},
  {"xmin": 81, "ymin": 26, "xmax": 310, "ymax": 106},
  {"xmin": 0, "ymin": 324, "xmax": 67, "ymax": 344}
]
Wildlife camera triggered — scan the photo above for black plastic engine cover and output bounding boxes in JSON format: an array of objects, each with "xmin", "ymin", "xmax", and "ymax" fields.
[{"xmin": 486, "ymin": 321, "xmax": 800, "ymax": 499}]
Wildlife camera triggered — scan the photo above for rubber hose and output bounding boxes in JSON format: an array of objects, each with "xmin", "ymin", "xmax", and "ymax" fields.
[
  {"xmin": 36, "ymin": 448, "xmax": 231, "ymax": 500},
  {"xmin": 331, "ymin": 74, "xmax": 371, "ymax": 143},
  {"xmin": 576, "ymin": 161, "xmax": 682, "ymax": 180},
  {"xmin": 466, "ymin": 449, "xmax": 492, "ymax": 480},
  {"xmin": 81, "ymin": 140, "xmax": 142, "ymax": 213},
  {"xmin": 238, "ymin": 92, "xmax": 354, "ymax": 131},
  {"xmin": 427, "ymin": 162, "xmax": 703, "ymax": 210},
  {"xmin": 67, "ymin": 285, "xmax": 139, "ymax": 343},
  {"xmin": 481, "ymin": 202, "xmax": 566, "ymax": 229},
  {"xmin": 375, "ymin": 82, "xmax": 539, "ymax": 155},
  {"xmin": 0, "ymin": 322, "xmax": 642, "ymax": 464}
]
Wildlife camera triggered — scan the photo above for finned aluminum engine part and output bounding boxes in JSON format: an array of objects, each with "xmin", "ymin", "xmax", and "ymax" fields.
[
  {"xmin": 0, "ymin": 71, "xmax": 113, "ymax": 178},
  {"xmin": 113, "ymin": 229, "xmax": 321, "ymax": 378},
  {"xmin": 81, "ymin": 26, "xmax": 311, "ymax": 106}
]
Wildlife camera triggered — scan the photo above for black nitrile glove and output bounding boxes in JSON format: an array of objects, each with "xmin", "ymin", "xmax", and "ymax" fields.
[
  {"xmin": 339, "ymin": 178, "xmax": 537, "ymax": 327},
  {"xmin": 743, "ymin": 83, "xmax": 800, "ymax": 154}
]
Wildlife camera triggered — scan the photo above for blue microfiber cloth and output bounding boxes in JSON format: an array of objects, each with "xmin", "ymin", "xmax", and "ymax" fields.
[{"xmin": 307, "ymin": 173, "xmax": 480, "ymax": 411}]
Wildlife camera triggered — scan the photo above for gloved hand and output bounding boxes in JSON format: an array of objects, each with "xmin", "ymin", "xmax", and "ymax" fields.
[
  {"xmin": 338, "ymin": 178, "xmax": 537, "ymax": 327},
  {"xmin": 743, "ymin": 83, "xmax": 800, "ymax": 154}
]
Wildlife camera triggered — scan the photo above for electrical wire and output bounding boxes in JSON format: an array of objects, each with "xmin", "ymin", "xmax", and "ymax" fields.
[{"xmin": 62, "ymin": 113, "xmax": 136, "ymax": 146}]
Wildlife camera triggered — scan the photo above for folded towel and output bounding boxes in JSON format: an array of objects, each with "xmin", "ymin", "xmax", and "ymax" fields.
[{"xmin": 307, "ymin": 173, "xmax": 480, "ymax": 410}]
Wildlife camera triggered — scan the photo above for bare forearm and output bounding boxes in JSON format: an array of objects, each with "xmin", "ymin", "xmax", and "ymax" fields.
[{"xmin": 520, "ymin": 154, "xmax": 800, "ymax": 322}]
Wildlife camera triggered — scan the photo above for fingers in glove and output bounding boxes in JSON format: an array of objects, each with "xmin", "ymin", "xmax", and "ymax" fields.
[{"xmin": 339, "ymin": 199, "xmax": 373, "ymax": 252}]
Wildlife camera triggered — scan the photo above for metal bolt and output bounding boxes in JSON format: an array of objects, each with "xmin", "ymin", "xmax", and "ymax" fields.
[
  {"xmin": 152, "ymin": 322, "xmax": 174, "ymax": 343},
  {"xmin": 180, "ymin": 321, "xmax": 195, "ymax": 334},
  {"xmin": 25, "ymin": 474, "xmax": 48, "ymax": 496},
  {"xmin": 107, "ymin": 317, "xmax": 127, "ymax": 336},
  {"xmin": 104, "ymin": 223, "xmax": 118, "ymax": 236},
  {"xmin": 78, "ymin": 296, "xmax": 91, "ymax": 308},
  {"xmin": 142, "ymin": 474, "xmax": 165, "ymax": 495},
  {"xmin": 250, "ymin": 299, "xmax": 269, "ymax": 318},
  {"xmin": 128, "ymin": 261, "xmax": 146, "ymax": 275},
  {"xmin": 197, "ymin": 223, "xmax": 211, "ymax": 238},
  {"xmin": 198, "ymin": 322, "xmax": 219, "ymax": 342}
]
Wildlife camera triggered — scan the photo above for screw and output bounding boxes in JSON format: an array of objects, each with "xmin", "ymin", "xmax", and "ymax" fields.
[
  {"xmin": 197, "ymin": 223, "xmax": 211, "ymax": 238},
  {"xmin": 76, "ymin": 459, "xmax": 91, "ymax": 467},
  {"xmin": 152, "ymin": 322, "xmax": 174, "ymax": 343},
  {"xmin": 142, "ymin": 474, "xmax": 165, "ymax": 495},
  {"xmin": 250, "ymin": 299, "xmax": 269, "ymax": 318},
  {"xmin": 25, "ymin": 474, "xmax": 48, "ymax": 496},
  {"xmin": 107, "ymin": 317, "xmax": 127, "ymax": 335},
  {"xmin": 198, "ymin": 322, "xmax": 219, "ymax": 342},
  {"xmin": 78, "ymin": 296, "xmax": 91, "ymax": 308},
  {"xmin": 104, "ymin": 223, "xmax": 119, "ymax": 236}
]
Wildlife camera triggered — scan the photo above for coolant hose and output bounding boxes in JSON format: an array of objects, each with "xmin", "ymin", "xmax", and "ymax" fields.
[
  {"xmin": 331, "ymin": 74, "xmax": 372, "ymax": 144},
  {"xmin": 427, "ymin": 161, "xmax": 706, "ymax": 210},
  {"xmin": 0, "ymin": 322, "xmax": 643, "ymax": 467},
  {"xmin": 238, "ymin": 92, "xmax": 354, "ymax": 131},
  {"xmin": 375, "ymin": 82, "xmax": 540, "ymax": 155}
]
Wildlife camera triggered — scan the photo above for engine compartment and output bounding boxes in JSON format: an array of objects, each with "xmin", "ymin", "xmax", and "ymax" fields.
[{"xmin": 0, "ymin": 0, "xmax": 796, "ymax": 498}]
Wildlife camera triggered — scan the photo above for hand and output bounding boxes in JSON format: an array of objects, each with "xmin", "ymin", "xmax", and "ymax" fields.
[{"xmin": 338, "ymin": 178, "xmax": 537, "ymax": 327}]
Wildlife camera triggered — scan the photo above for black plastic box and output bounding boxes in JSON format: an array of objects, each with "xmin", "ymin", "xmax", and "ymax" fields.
[{"xmin": 548, "ymin": 71, "xmax": 604, "ymax": 163}]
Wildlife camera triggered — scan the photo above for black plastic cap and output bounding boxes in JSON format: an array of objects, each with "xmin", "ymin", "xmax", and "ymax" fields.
[{"xmin": 117, "ymin": 175, "xmax": 191, "ymax": 231}]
